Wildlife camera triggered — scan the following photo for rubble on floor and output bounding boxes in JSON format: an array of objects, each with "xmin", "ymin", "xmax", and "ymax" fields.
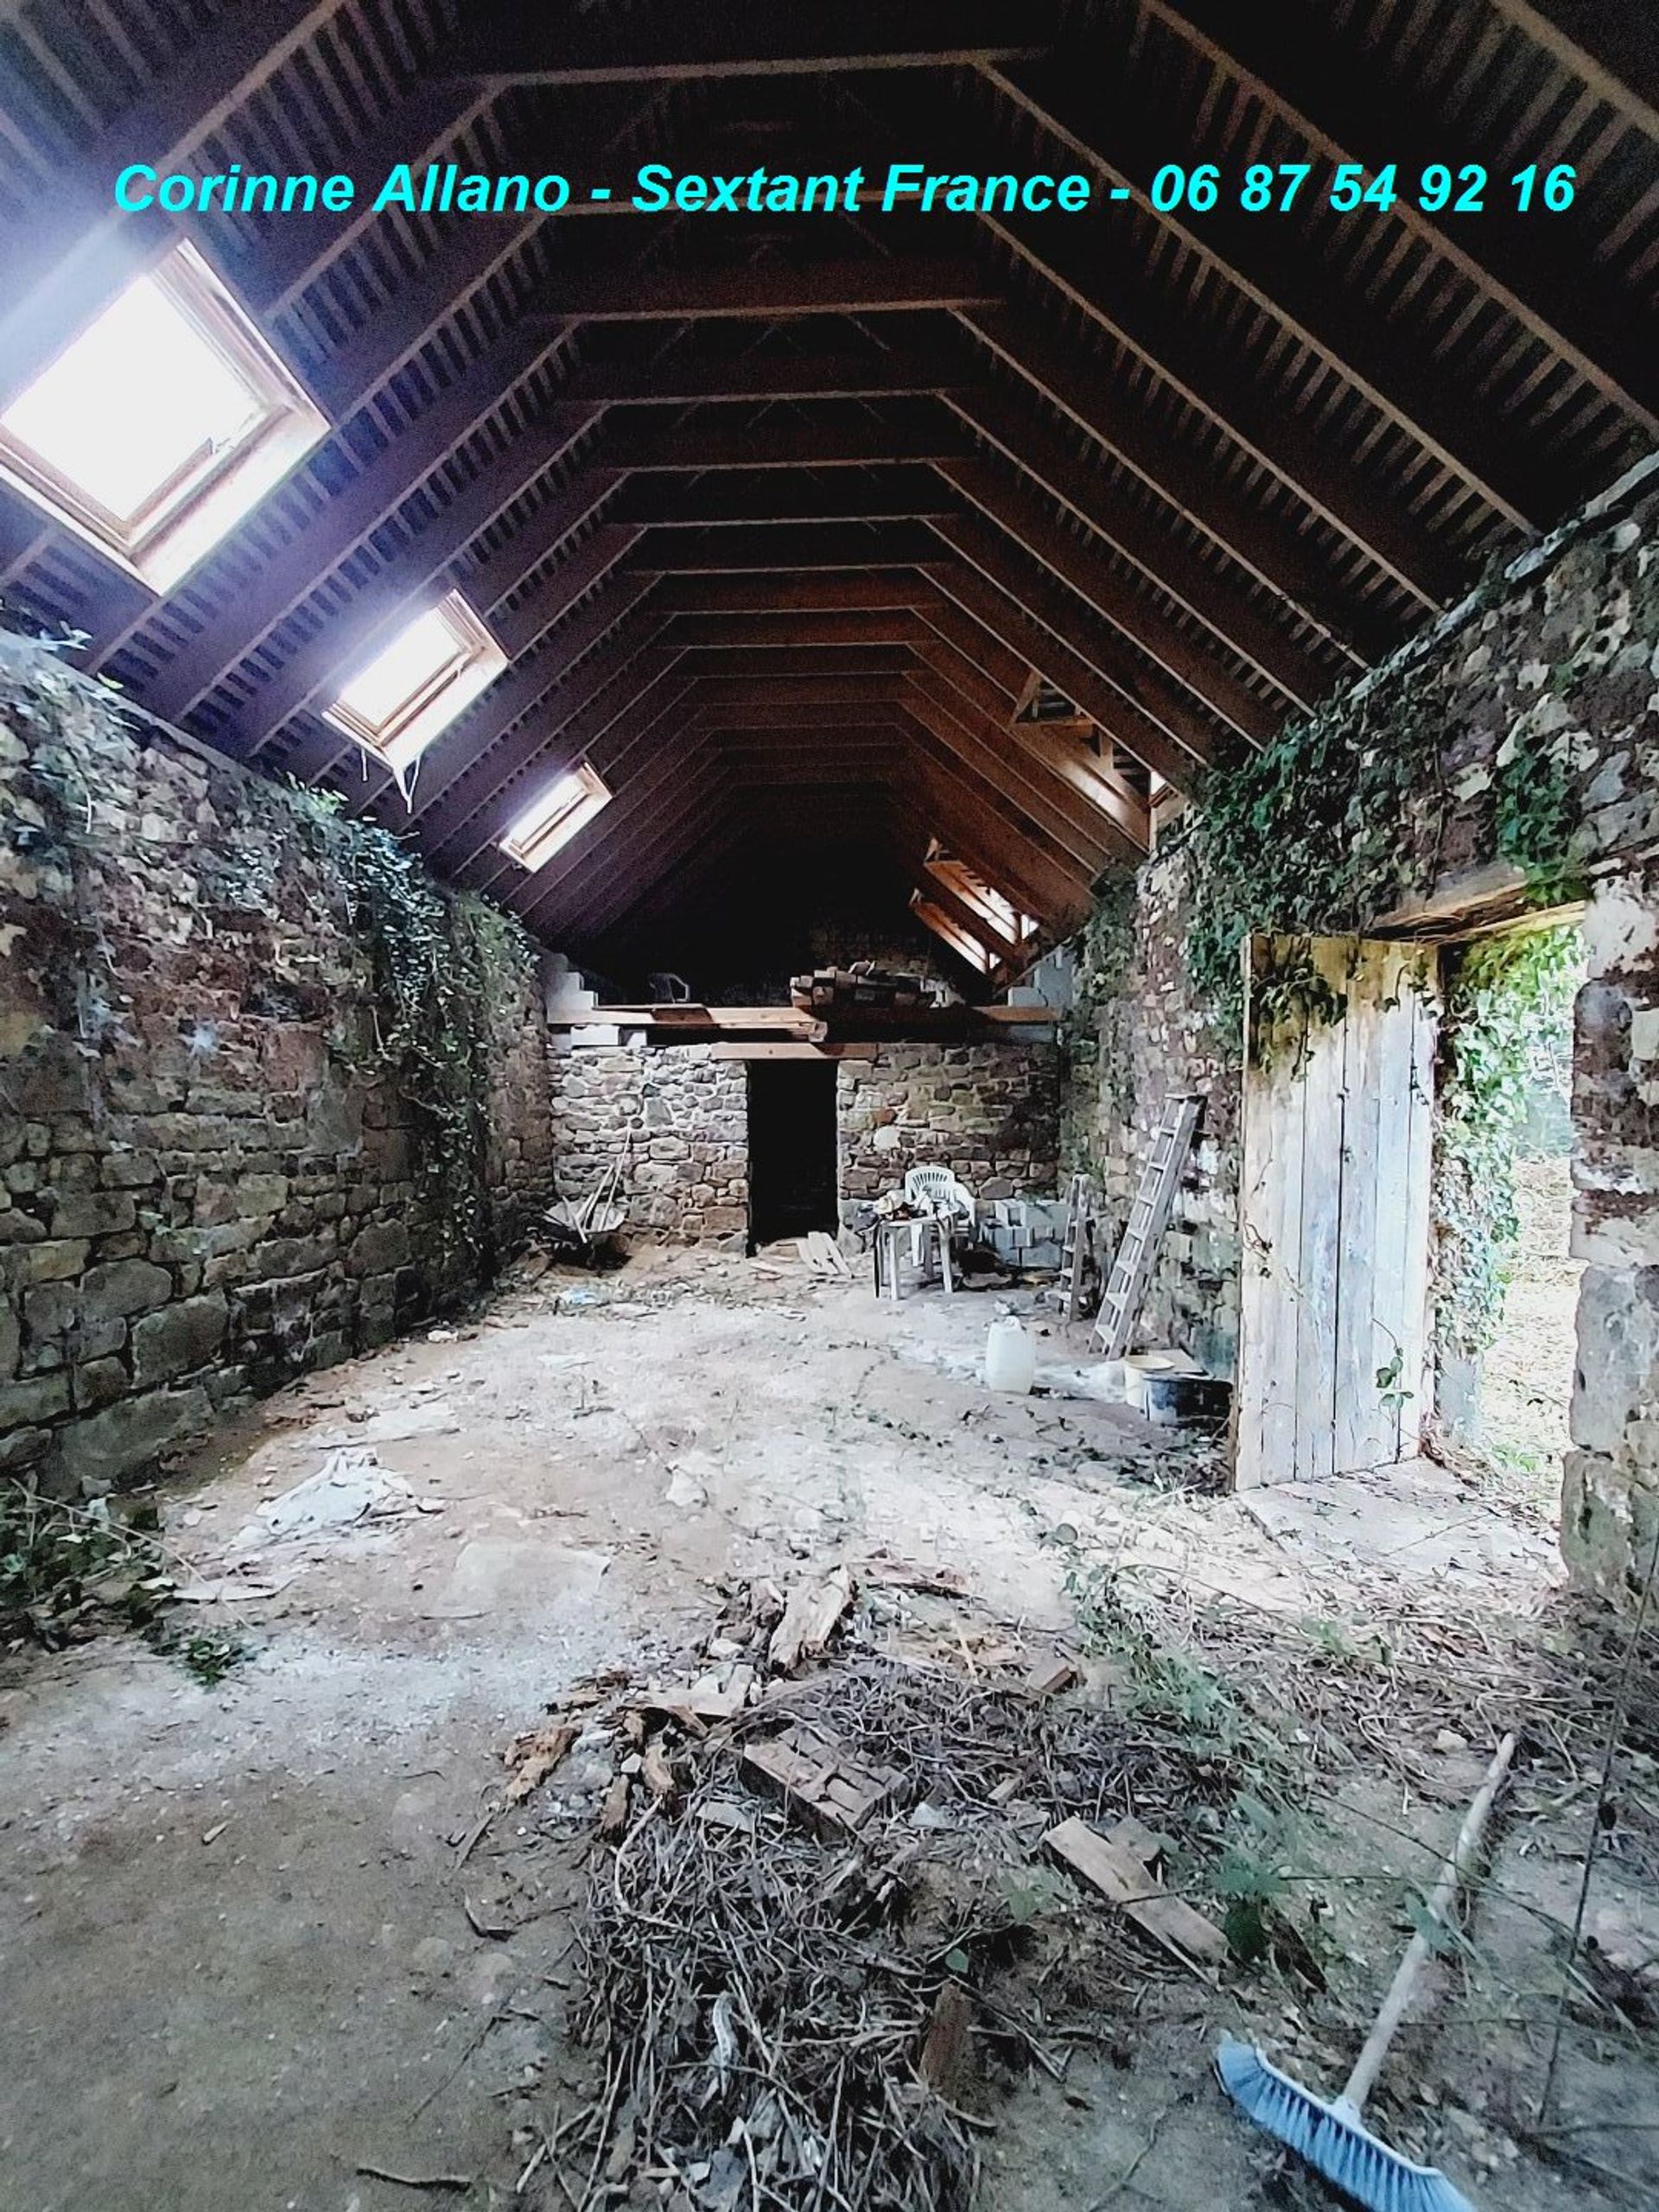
[{"xmin": 4, "ymin": 1247, "xmax": 1657, "ymax": 2212}]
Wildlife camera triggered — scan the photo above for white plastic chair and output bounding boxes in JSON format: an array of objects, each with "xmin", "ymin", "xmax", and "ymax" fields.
[{"xmin": 902, "ymin": 1165, "xmax": 976, "ymax": 1230}]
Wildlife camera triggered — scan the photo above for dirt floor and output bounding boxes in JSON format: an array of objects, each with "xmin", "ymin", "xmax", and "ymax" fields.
[{"xmin": 3, "ymin": 1245, "xmax": 1656, "ymax": 2212}]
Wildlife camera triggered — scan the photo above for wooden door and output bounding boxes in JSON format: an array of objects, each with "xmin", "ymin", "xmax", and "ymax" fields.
[{"xmin": 1233, "ymin": 935, "xmax": 1438, "ymax": 1490}]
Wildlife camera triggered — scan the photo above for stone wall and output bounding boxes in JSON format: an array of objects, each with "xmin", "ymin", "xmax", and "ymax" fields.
[
  {"xmin": 1061, "ymin": 853, "xmax": 1243, "ymax": 1376},
  {"xmin": 546, "ymin": 1039, "xmax": 749, "ymax": 1239},
  {"xmin": 1058, "ymin": 472, "xmax": 1659, "ymax": 1599},
  {"xmin": 0, "ymin": 635, "xmax": 555, "ymax": 1497},
  {"xmin": 838, "ymin": 1044, "xmax": 1060, "ymax": 1210},
  {"xmin": 546, "ymin": 1036, "xmax": 1061, "ymax": 1240}
]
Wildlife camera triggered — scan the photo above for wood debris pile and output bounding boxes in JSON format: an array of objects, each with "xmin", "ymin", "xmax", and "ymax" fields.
[
  {"xmin": 526, "ymin": 1567, "xmax": 1243, "ymax": 2211},
  {"xmin": 790, "ymin": 963, "xmax": 931, "ymax": 1014}
]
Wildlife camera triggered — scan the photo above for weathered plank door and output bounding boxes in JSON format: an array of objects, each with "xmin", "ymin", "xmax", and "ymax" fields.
[{"xmin": 1233, "ymin": 935, "xmax": 1439, "ymax": 1490}]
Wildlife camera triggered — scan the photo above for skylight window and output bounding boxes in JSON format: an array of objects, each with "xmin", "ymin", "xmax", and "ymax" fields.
[
  {"xmin": 910, "ymin": 890, "xmax": 992, "ymax": 974},
  {"xmin": 0, "ymin": 244, "xmax": 327, "ymax": 592},
  {"xmin": 924, "ymin": 844, "xmax": 1037, "ymax": 948},
  {"xmin": 499, "ymin": 763, "xmax": 612, "ymax": 871},
  {"xmin": 326, "ymin": 592, "xmax": 506, "ymax": 779}
]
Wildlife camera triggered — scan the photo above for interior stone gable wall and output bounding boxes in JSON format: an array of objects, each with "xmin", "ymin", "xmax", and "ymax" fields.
[
  {"xmin": 837, "ymin": 1044, "xmax": 1060, "ymax": 1210},
  {"xmin": 544, "ymin": 1037, "xmax": 1061, "ymax": 1241},
  {"xmin": 1060, "ymin": 475, "xmax": 1659, "ymax": 1600},
  {"xmin": 545, "ymin": 1039, "xmax": 750, "ymax": 1238},
  {"xmin": 0, "ymin": 639, "xmax": 555, "ymax": 1497}
]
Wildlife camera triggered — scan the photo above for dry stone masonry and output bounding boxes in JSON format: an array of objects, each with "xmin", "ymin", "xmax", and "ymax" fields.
[
  {"xmin": 837, "ymin": 1044, "xmax": 1059, "ymax": 1211},
  {"xmin": 546, "ymin": 1039, "xmax": 750, "ymax": 1239},
  {"xmin": 0, "ymin": 639, "xmax": 554, "ymax": 1497},
  {"xmin": 1062, "ymin": 474, "xmax": 1659, "ymax": 1601}
]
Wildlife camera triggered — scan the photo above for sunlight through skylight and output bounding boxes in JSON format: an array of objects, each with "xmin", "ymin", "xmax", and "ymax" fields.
[
  {"xmin": 500, "ymin": 764, "xmax": 612, "ymax": 871},
  {"xmin": 325, "ymin": 591, "xmax": 506, "ymax": 783},
  {"xmin": 3, "ymin": 276, "xmax": 261, "ymax": 524},
  {"xmin": 0, "ymin": 245, "xmax": 327, "ymax": 591},
  {"xmin": 334, "ymin": 605, "xmax": 467, "ymax": 730}
]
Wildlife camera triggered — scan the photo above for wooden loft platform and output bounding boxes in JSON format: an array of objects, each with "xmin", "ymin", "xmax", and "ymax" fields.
[{"xmin": 545, "ymin": 1001, "xmax": 1061, "ymax": 1045}]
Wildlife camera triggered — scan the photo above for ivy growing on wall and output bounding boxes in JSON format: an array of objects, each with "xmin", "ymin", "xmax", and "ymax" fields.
[
  {"xmin": 1433, "ymin": 924, "xmax": 1582, "ymax": 1362},
  {"xmin": 0, "ymin": 632, "xmax": 122, "ymax": 1047},
  {"xmin": 2, "ymin": 633, "xmax": 537, "ymax": 1295},
  {"xmin": 1180, "ymin": 645, "xmax": 1580, "ymax": 1049},
  {"xmin": 1058, "ymin": 868, "xmax": 1137, "ymax": 1173},
  {"xmin": 1180, "ymin": 680, "xmax": 1451, "ymax": 1044},
  {"xmin": 287, "ymin": 786, "xmax": 538, "ymax": 1284}
]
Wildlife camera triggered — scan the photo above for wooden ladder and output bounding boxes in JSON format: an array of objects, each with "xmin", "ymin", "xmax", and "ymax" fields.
[
  {"xmin": 1092, "ymin": 1093, "xmax": 1203, "ymax": 1357},
  {"xmin": 1059, "ymin": 1171, "xmax": 1100, "ymax": 1324}
]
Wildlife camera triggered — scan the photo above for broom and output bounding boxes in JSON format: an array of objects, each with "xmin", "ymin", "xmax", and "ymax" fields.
[{"xmin": 1217, "ymin": 1732, "xmax": 1516, "ymax": 2212}]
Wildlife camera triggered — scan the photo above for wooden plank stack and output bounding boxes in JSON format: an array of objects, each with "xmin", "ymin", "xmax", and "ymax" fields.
[{"xmin": 789, "ymin": 961, "xmax": 930, "ymax": 1014}]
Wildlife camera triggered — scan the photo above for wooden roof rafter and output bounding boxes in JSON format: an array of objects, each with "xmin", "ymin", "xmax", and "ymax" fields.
[{"xmin": 1, "ymin": 0, "xmax": 1653, "ymax": 963}]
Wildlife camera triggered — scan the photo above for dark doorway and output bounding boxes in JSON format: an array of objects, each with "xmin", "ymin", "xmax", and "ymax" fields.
[{"xmin": 747, "ymin": 1061, "xmax": 840, "ymax": 1249}]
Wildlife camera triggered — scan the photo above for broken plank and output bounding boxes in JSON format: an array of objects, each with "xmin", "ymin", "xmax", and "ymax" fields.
[
  {"xmin": 1022, "ymin": 1652, "xmax": 1077, "ymax": 1698},
  {"xmin": 810, "ymin": 1229, "xmax": 852, "ymax": 1276},
  {"xmin": 741, "ymin": 1722, "xmax": 899, "ymax": 1835},
  {"xmin": 768, "ymin": 1563, "xmax": 855, "ymax": 1673},
  {"xmin": 504, "ymin": 1720, "xmax": 578, "ymax": 1803},
  {"xmin": 631, "ymin": 1673, "xmax": 754, "ymax": 1728},
  {"xmin": 1044, "ymin": 1815, "xmax": 1227, "ymax": 1977},
  {"xmin": 920, "ymin": 1980, "xmax": 976, "ymax": 2099},
  {"xmin": 598, "ymin": 1775, "xmax": 632, "ymax": 1837},
  {"xmin": 859, "ymin": 1557, "xmax": 969, "ymax": 1597}
]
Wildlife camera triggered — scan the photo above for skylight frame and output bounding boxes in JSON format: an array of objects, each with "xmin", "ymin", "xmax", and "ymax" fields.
[
  {"xmin": 0, "ymin": 243, "xmax": 328, "ymax": 594},
  {"xmin": 325, "ymin": 592, "xmax": 507, "ymax": 776},
  {"xmin": 499, "ymin": 762, "xmax": 613, "ymax": 872},
  {"xmin": 910, "ymin": 889, "xmax": 993, "ymax": 974},
  {"xmin": 923, "ymin": 844, "xmax": 1037, "ymax": 949}
]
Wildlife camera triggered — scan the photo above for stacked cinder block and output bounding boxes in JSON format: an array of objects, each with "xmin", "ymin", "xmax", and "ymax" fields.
[{"xmin": 976, "ymin": 1195, "xmax": 1070, "ymax": 1272}]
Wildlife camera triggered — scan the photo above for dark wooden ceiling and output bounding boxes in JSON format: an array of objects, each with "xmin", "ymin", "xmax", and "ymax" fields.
[{"xmin": 1, "ymin": 0, "xmax": 1654, "ymax": 978}]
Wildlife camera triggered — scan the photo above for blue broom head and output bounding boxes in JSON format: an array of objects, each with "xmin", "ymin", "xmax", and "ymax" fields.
[{"xmin": 1216, "ymin": 2037, "xmax": 1479, "ymax": 2212}]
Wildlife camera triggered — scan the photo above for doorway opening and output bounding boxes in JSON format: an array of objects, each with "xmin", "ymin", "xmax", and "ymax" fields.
[
  {"xmin": 746, "ymin": 1060, "xmax": 840, "ymax": 1250},
  {"xmin": 1232, "ymin": 918, "xmax": 1585, "ymax": 1539},
  {"xmin": 1433, "ymin": 920, "xmax": 1585, "ymax": 1529},
  {"xmin": 1234, "ymin": 933, "xmax": 1438, "ymax": 1491}
]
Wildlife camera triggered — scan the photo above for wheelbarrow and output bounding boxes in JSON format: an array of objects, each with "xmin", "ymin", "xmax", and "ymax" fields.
[{"xmin": 544, "ymin": 1154, "xmax": 626, "ymax": 1262}]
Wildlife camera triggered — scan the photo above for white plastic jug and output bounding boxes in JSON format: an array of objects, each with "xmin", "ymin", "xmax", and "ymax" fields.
[{"xmin": 984, "ymin": 1314, "xmax": 1035, "ymax": 1395}]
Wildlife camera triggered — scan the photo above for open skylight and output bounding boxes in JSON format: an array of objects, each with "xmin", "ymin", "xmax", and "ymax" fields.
[
  {"xmin": 499, "ymin": 763, "xmax": 612, "ymax": 871},
  {"xmin": 910, "ymin": 890, "xmax": 992, "ymax": 974},
  {"xmin": 923, "ymin": 844, "xmax": 1037, "ymax": 949},
  {"xmin": 0, "ymin": 244, "xmax": 327, "ymax": 592},
  {"xmin": 326, "ymin": 592, "xmax": 506, "ymax": 780}
]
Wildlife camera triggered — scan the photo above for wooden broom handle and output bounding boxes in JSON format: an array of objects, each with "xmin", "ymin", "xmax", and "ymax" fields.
[{"xmin": 1342, "ymin": 1732, "xmax": 1517, "ymax": 2112}]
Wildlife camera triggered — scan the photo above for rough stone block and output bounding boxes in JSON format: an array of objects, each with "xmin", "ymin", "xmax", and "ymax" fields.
[
  {"xmin": 48, "ymin": 1386, "xmax": 213, "ymax": 1496},
  {"xmin": 130, "ymin": 1291, "xmax": 229, "ymax": 1384},
  {"xmin": 16, "ymin": 1238, "xmax": 90, "ymax": 1282},
  {"xmin": 235, "ymin": 1173, "xmax": 290, "ymax": 1218},
  {"xmin": 0, "ymin": 1371, "xmax": 71, "ymax": 1428},
  {"xmin": 100, "ymin": 1149, "xmax": 161, "ymax": 1190},
  {"xmin": 73, "ymin": 1357, "xmax": 128, "ymax": 1413},
  {"xmin": 22, "ymin": 1279, "xmax": 78, "ymax": 1344},
  {"xmin": 47, "ymin": 1188, "xmax": 137, "ymax": 1238},
  {"xmin": 81, "ymin": 1256, "xmax": 172, "ymax": 1322},
  {"xmin": 346, "ymin": 1221, "xmax": 409, "ymax": 1277}
]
